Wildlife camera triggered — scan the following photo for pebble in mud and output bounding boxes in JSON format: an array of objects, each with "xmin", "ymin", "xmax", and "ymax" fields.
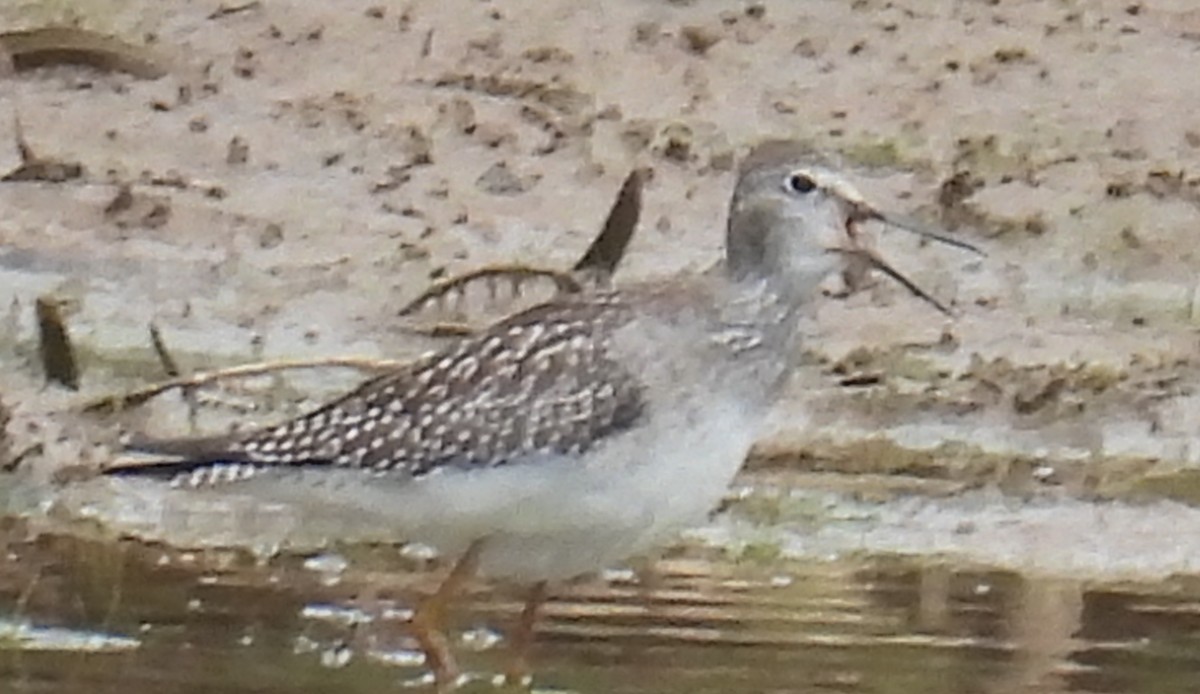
[
  {"xmin": 258, "ymin": 223, "xmax": 284, "ymax": 249},
  {"xmin": 232, "ymin": 47, "xmax": 257, "ymax": 78},
  {"xmin": 679, "ymin": 25, "xmax": 722, "ymax": 56},
  {"xmin": 475, "ymin": 161, "xmax": 539, "ymax": 195},
  {"xmin": 227, "ymin": 136, "xmax": 249, "ymax": 165}
]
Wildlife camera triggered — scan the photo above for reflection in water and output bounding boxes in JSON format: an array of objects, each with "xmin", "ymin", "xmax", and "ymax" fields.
[{"xmin": 0, "ymin": 522, "xmax": 1197, "ymax": 693}]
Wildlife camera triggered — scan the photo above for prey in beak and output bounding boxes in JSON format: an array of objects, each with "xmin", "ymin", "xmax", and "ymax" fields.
[{"xmin": 803, "ymin": 168, "xmax": 984, "ymax": 316}]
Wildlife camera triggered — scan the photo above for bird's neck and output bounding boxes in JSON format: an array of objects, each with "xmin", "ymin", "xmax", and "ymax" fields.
[
  {"xmin": 720, "ymin": 273, "xmax": 807, "ymax": 339},
  {"xmin": 706, "ymin": 272, "xmax": 814, "ymax": 401}
]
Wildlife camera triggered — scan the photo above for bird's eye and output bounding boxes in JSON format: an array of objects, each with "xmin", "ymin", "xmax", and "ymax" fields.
[{"xmin": 786, "ymin": 172, "xmax": 817, "ymax": 194}]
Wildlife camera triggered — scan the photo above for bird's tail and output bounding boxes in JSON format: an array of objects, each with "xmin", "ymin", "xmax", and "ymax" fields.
[{"xmin": 102, "ymin": 433, "xmax": 256, "ymax": 479}]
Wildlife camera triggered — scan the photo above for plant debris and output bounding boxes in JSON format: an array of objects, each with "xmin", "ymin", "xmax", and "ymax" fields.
[
  {"xmin": 35, "ymin": 296, "xmax": 80, "ymax": 391},
  {"xmin": 82, "ymin": 357, "xmax": 402, "ymax": 414},
  {"xmin": 0, "ymin": 27, "xmax": 166, "ymax": 79}
]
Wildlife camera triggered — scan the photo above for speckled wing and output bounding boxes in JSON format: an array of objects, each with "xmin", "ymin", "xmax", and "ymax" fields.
[{"xmin": 112, "ymin": 295, "xmax": 646, "ymax": 486}]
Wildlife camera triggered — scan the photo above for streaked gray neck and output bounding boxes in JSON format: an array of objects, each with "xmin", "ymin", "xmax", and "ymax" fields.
[{"xmin": 708, "ymin": 273, "xmax": 809, "ymax": 402}]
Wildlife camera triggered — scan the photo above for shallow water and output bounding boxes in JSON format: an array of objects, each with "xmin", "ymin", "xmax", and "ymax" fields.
[{"xmin": 0, "ymin": 521, "xmax": 1197, "ymax": 694}]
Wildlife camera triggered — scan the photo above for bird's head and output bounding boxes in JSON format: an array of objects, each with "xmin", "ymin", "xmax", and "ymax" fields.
[{"xmin": 726, "ymin": 141, "xmax": 981, "ymax": 315}]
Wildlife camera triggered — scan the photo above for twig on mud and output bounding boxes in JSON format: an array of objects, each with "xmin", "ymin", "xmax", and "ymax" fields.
[
  {"xmin": 2, "ymin": 443, "xmax": 43, "ymax": 473},
  {"xmin": 0, "ymin": 27, "xmax": 166, "ymax": 78},
  {"xmin": 14, "ymin": 563, "xmax": 43, "ymax": 621},
  {"xmin": 148, "ymin": 323, "xmax": 182, "ymax": 377},
  {"xmin": 2, "ymin": 113, "xmax": 83, "ymax": 183},
  {"xmin": 396, "ymin": 265, "xmax": 582, "ymax": 319},
  {"xmin": 81, "ymin": 356, "xmax": 405, "ymax": 414},
  {"xmin": 572, "ymin": 167, "xmax": 645, "ymax": 280},
  {"xmin": 208, "ymin": 1, "xmax": 263, "ymax": 20},
  {"xmin": 148, "ymin": 322, "xmax": 202, "ymax": 429},
  {"xmin": 394, "ymin": 168, "xmax": 643, "ymax": 334},
  {"xmin": 0, "ymin": 394, "xmax": 13, "ymax": 471}
]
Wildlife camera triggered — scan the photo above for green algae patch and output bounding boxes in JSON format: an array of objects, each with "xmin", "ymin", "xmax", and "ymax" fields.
[{"xmin": 1127, "ymin": 470, "xmax": 1200, "ymax": 506}]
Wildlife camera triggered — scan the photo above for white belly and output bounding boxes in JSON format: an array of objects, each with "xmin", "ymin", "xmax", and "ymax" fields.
[{"xmin": 212, "ymin": 393, "xmax": 760, "ymax": 582}]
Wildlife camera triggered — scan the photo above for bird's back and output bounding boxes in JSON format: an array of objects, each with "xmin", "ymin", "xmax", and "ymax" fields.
[{"xmin": 115, "ymin": 294, "xmax": 647, "ymax": 487}]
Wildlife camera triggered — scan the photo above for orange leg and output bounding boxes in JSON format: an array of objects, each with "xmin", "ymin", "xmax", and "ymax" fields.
[
  {"xmin": 504, "ymin": 580, "xmax": 548, "ymax": 687},
  {"xmin": 409, "ymin": 540, "xmax": 485, "ymax": 690}
]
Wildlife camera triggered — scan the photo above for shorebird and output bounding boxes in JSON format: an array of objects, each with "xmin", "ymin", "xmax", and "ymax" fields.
[{"xmin": 105, "ymin": 141, "xmax": 977, "ymax": 689}]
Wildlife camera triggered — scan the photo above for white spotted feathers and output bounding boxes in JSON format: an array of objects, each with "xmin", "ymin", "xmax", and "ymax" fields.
[{"xmin": 126, "ymin": 294, "xmax": 645, "ymax": 487}]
